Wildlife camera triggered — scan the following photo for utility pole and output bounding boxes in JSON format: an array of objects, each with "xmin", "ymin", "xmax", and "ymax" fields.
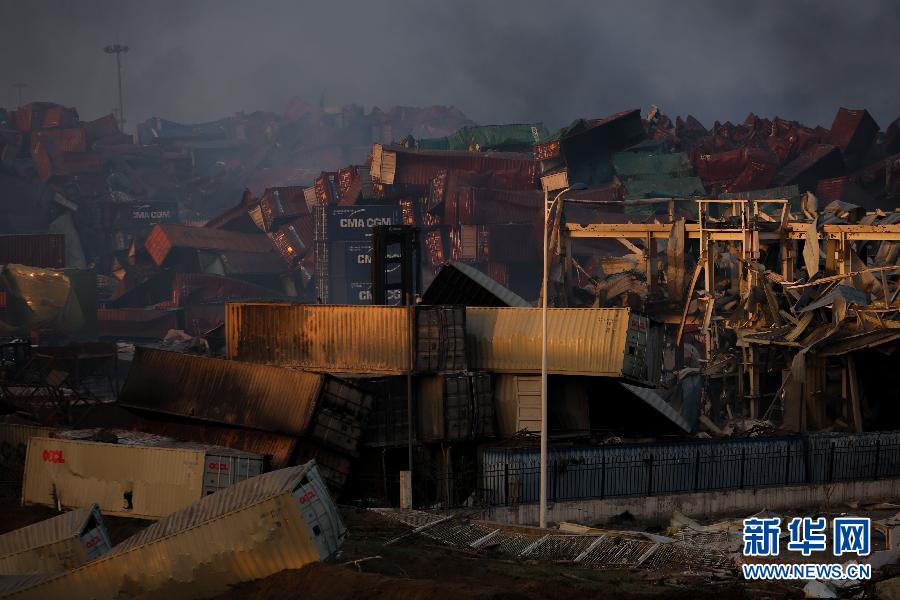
[
  {"xmin": 103, "ymin": 43, "xmax": 129, "ymax": 130},
  {"xmin": 12, "ymin": 83, "xmax": 26, "ymax": 107}
]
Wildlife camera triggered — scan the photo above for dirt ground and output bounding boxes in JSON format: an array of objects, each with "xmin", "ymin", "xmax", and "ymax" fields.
[
  {"xmin": 217, "ymin": 508, "xmax": 802, "ymax": 600},
  {"xmin": 3, "ymin": 485, "xmax": 897, "ymax": 599}
]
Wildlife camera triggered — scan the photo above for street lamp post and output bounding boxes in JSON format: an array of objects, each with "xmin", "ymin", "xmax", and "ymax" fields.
[{"xmin": 540, "ymin": 182, "xmax": 586, "ymax": 529}]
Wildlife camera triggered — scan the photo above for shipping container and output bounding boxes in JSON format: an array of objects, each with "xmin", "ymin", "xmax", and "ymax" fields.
[
  {"xmin": 416, "ymin": 305, "xmax": 466, "ymax": 372},
  {"xmin": 145, "ymin": 223, "xmax": 275, "ymax": 267},
  {"xmin": 99, "ymin": 202, "xmax": 178, "ymax": 231},
  {"xmin": 0, "ymin": 234, "xmax": 65, "ymax": 268},
  {"xmin": 119, "ymin": 348, "xmax": 372, "ymax": 454},
  {"xmin": 0, "ymin": 423, "xmax": 55, "ymax": 481},
  {"xmin": 33, "ymin": 128, "xmax": 86, "ymax": 154},
  {"xmin": 360, "ymin": 376, "xmax": 410, "ymax": 448},
  {"xmin": 225, "ymin": 303, "xmax": 466, "ymax": 374},
  {"xmin": 472, "ymin": 372, "xmax": 495, "ymax": 438},
  {"xmin": 370, "ymin": 144, "xmax": 536, "ymax": 189},
  {"xmin": 829, "ymin": 107, "xmax": 879, "ymax": 157},
  {"xmin": 494, "ymin": 374, "xmax": 541, "ymax": 435},
  {"xmin": 226, "ymin": 303, "xmax": 413, "ymax": 373},
  {"xmin": 324, "ymin": 205, "xmax": 402, "ymax": 242},
  {"xmin": 418, "ymin": 374, "xmax": 472, "ymax": 442},
  {"xmin": 0, "ymin": 505, "xmax": 110, "ymax": 575},
  {"xmin": 22, "ymin": 436, "xmax": 264, "ymax": 519},
  {"xmin": 258, "ymin": 186, "xmax": 309, "ymax": 232},
  {"xmin": 6, "ymin": 463, "xmax": 345, "ymax": 599},
  {"xmin": 466, "ymin": 307, "xmax": 654, "ymax": 382}
]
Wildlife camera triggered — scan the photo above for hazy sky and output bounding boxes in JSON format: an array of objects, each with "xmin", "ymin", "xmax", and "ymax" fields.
[{"xmin": 2, "ymin": 0, "xmax": 898, "ymax": 132}]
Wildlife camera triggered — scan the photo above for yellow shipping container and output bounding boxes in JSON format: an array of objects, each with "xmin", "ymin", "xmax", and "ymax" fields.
[
  {"xmin": 226, "ymin": 303, "xmax": 412, "ymax": 374},
  {"xmin": 466, "ymin": 307, "xmax": 652, "ymax": 380}
]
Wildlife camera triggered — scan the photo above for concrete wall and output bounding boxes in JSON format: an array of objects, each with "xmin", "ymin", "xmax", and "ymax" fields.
[{"xmin": 471, "ymin": 477, "xmax": 900, "ymax": 527}]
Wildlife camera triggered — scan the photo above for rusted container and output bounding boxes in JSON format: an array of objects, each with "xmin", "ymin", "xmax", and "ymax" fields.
[
  {"xmin": 0, "ymin": 234, "xmax": 65, "ymax": 268},
  {"xmin": 33, "ymin": 128, "xmax": 86, "ymax": 153},
  {"xmin": 370, "ymin": 144, "xmax": 536, "ymax": 189},
  {"xmin": 120, "ymin": 348, "xmax": 372, "ymax": 454},
  {"xmin": 145, "ymin": 223, "xmax": 274, "ymax": 267},
  {"xmin": 258, "ymin": 186, "xmax": 309, "ymax": 232},
  {"xmin": 226, "ymin": 303, "xmax": 412, "ymax": 373},
  {"xmin": 829, "ymin": 107, "xmax": 879, "ymax": 157}
]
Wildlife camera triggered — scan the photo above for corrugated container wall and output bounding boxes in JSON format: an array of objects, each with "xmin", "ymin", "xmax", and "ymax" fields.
[
  {"xmin": 0, "ymin": 234, "xmax": 65, "ymax": 269},
  {"xmin": 226, "ymin": 303, "xmax": 412, "ymax": 374},
  {"xmin": 0, "ymin": 423, "xmax": 56, "ymax": 480},
  {"xmin": 466, "ymin": 307, "xmax": 645, "ymax": 378},
  {"xmin": 7, "ymin": 463, "xmax": 345, "ymax": 600},
  {"xmin": 0, "ymin": 505, "xmax": 111, "ymax": 576},
  {"xmin": 22, "ymin": 437, "xmax": 263, "ymax": 519}
]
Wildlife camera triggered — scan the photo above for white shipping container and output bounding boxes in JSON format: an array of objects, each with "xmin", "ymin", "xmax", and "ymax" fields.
[
  {"xmin": 0, "ymin": 504, "xmax": 111, "ymax": 575},
  {"xmin": 22, "ymin": 437, "xmax": 264, "ymax": 519}
]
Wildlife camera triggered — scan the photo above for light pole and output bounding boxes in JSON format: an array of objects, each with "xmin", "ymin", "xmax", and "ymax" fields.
[
  {"xmin": 12, "ymin": 83, "xmax": 26, "ymax": 107},
  {"xmin": 540, "ymin": 182, "xmax": 586, "ymax": 529},
  {"xmin": 103, "ymin": 44, "xmax": 129, "ymax": 130}
]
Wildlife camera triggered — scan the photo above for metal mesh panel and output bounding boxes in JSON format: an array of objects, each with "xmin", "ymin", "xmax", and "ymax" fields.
[{"xmin": 371, "ymin": 509, "xmax": 734, "ymax": 573}]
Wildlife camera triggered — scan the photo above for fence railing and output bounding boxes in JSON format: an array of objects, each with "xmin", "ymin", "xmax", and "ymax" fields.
[{"xmin": 477, "ymin": 435, "xmax": 900, "ymax": 506}]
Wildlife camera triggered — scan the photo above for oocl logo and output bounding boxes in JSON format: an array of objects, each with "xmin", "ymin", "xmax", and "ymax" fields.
[
  {"xmin": 297, "ymin": 490, "xmax": 317, "ymax": 504},
  {"xmin": 42, "ymin": 449, "xmax": 65, "ymax": 464}
]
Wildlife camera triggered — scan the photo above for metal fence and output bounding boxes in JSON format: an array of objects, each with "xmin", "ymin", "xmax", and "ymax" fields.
[{"xmin": 478, "ymin": 432, "xmax": 900, "ymax": 506}]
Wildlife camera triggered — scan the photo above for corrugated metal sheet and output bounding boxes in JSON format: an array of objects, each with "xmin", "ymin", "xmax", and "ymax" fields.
[
  {"xmin": 5, "ymin": 463, "xmax": 345, "ymax": 600},
  {"xmin": 22, "ymin": 437, "xmax": 259, "ymax": 519},
  {"xmin": 465, "ymin": 307, "xmax": 632, "ymax": 376},
  {"xmin": 466, "ymin": 307, "xmax": 630, "ymax": 377},
  {"xmin": 119, "ymin": 347, "xmax": 322, "ymax": 436},
  {"xmin": 0, "ymin": 505, "xmax": 109, "ymax": 575},
  {"xmin": 145, "ymin": 224, "xmax": 274, "ymax": 267},
  {"xmin": 494, "ymin": 374, "xmax": 540, "ymax": 435},
  {"xmin": 226, "ymin": 303, "xmax": 412, "ymax": 374},
  {"xmin": 0, "ymin": 235, "xmax": 65, "ymax": 269},
  {"xmin": 32, "ymin": 129, "xmax": 86, "ymax": 154}
]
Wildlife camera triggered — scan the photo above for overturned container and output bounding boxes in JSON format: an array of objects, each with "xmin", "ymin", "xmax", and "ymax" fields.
[
  {"xmin": 0, "ymin": 505, "xmax": 111, "ymax": 575},
  {"xmin": 22, "ymin": 435, "xmax": 264, "ymax": 519},
  {"xmin": 119, "ymin": 348, "xmax": 373, "ymax": 456},
  {"xmin": 2, "ymin": 462, "xmax": 345, "ymax": 600}
]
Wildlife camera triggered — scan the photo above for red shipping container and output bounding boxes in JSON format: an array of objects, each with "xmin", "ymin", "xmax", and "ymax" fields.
[
  {"xmin": 32, "ymin": 129, "xmax": 86, "ymax": 164},
  {"xmin": 830, "ymin": 107, "xmax": 879, "ymax": 158},
  {"xmin": 0, "ymin": 233, "xmax": 65, "ymax": 268}
]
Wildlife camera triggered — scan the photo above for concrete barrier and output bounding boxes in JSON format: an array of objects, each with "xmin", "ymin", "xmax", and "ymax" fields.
[{"xmin": 473, "ymin": 477, "xmax": 900, "ymax": 526}]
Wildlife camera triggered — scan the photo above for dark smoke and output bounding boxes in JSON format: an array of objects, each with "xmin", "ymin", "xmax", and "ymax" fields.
[{"xmin": 1, "ymin": 0, "xmax": 898, "ymax": 131}]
